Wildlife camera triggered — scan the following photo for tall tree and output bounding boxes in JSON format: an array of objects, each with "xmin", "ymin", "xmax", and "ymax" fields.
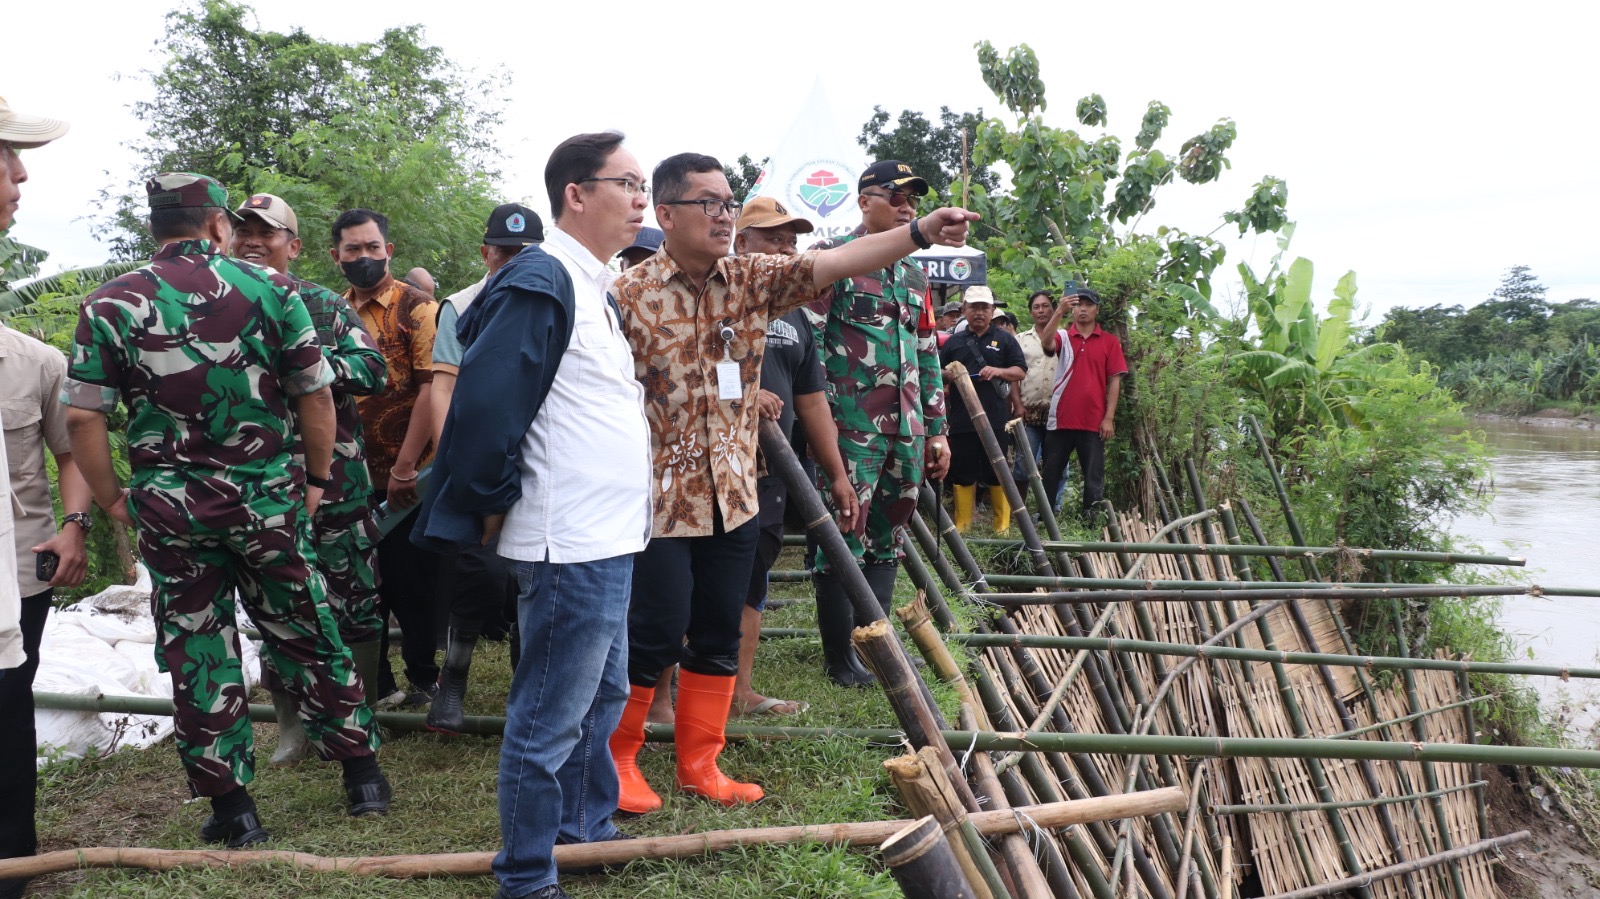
[
  {"xmin": 723, "ymin": 154, "xmax": 768, "ymax": 202},
  {"xmin": 857, "ymin": 106, "xmax": 998, "ymax": 205},
  {"xmin": 99, "ymin": 0, "xmax": 506, "ymax": 291}
]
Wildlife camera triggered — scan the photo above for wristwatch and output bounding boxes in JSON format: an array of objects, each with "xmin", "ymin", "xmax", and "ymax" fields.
[
  {"xmin": 305, "ymin": 472, "xmax": 333, "ymax": 490},
  {"xmin": 63, "ymin": 511, "xmax": 93, "ymax": 533}
]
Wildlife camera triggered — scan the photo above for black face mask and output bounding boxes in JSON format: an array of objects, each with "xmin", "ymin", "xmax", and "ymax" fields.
[{"xmin": 341, "ymin": 256, "xmax": 388, "ymax": 290}]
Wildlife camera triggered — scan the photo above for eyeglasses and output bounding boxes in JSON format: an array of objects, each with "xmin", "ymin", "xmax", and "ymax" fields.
[
  {"xmin": 663, "ymin": 198, "xmax": 743, "ymax": 218},
  {"xmin": 861, "ymin": 189, "xmax": 919, "ymax": 208},
  {"xmin": 578, "ymin": 176, "xmax": 650, "ymax": 197}
]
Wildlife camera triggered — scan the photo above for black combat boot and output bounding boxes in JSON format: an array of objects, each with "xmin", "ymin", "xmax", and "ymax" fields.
[
  {"xmin": 813, "ymin": 569, "xmax": 874, "ymax": 688},
  {"xmin": 426, "ymin": 615, "xmax": 482, "ymax": 734}
]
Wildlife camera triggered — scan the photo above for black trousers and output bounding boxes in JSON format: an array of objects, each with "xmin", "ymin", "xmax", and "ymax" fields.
[
  {"xmin": 0, "ymin": 591, "xmax": 50, "ymax": 893},
  {"xmin": 948, "ymin": 431, "xmax": 1009, "ymax": 487},
  {"xmin": 374, "ymin": 500, "xmax": 440, "ymax": 689},
  {"xmin": 435, "ymin": 540, "xmax": 518, "ymax": 630},
  {"xmin": 745, "ymin": 476, "xmax": 788, "ymax": 612},
  {"xmin": 627, "ymin": 512, "xmax": 758, "ymax": 684},
  {"xmin": 1041, "ymin": 428, "xmax": 1105, "ymax": 514}
]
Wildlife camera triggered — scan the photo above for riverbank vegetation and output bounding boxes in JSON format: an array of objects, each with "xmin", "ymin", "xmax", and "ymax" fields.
[{"xmin": 1379, "ymin": 265, "xmax": 1600, "ymax": 416}]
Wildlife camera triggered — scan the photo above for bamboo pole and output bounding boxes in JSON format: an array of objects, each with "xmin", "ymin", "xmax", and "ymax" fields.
[
  {"xmin": 928, "ymin": 540, "xmax": 1530, "ymax": 567},
  {"xmin": 977, "ymin": 572, "xmax": 1547, "ymax": 595},
  {"xmin": 883, "ymin": 815, "xmax": 981, "ymax": 899},
  {"xmin": 1256, "ymin": 831, "xmax": 1530, "ymax": 899},
  {"xmin": 885, "ymin": 751, "xmax": 999, "ymax": 899},
  {"xmin": 1210, "ymin": 781, "xmax": 1487, "ymax": 815},
  {"xmin": 1248, "ymin": 414, "xmax": 1319, "ymax": 581},
  {"xmin": 919, "ymin": 483, "xmax": 993, "ymax": 594},
  {"xmin": 942, "ymin": 361, "xmax": 1054, "ymax": 577},
  {"xmin": 1122, "ymin": 509, "xmax": 1221, "ymax": 579},
  {"xmin": 0, "ymin": 787, "xmax": 1190, "ymax": 881},
  {"xmin": 960, "ymin": 707, "xmax": 1060, "ymax": 899},
  {"xmin": 975, "ymin": 583, "xmax": 1546, "ymax": 601},
  {"xmin": 1391, "ymin": 599, "xmax": 1469, "ymax": 899}
]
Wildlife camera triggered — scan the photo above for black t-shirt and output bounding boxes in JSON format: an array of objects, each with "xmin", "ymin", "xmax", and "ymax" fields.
[
  {"xmin": 939, "ymin": 325, "xmax": 1026, "ymax": 435},
  {"xmin": 762, "ymin": 308, "xmax": 827, "ymax": 444}
]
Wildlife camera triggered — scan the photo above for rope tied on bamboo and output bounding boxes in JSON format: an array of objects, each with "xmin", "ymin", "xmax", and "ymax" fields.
[{"xmin": 1008, "ymin": 807, "xmax": 1050, "ymax": 861}]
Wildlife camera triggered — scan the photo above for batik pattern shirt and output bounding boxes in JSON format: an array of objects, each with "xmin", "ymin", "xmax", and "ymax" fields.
[
  {"xmin": 296, "ymin": 278, "xmax": 386, "ymax": 522},
  {"xmin": 63, "ymin": 239, "xmax": 332, "ymax": 535},
  {"xmin": 613, "ymin": 249, "xmax": 818, "ymax": 537},
  {"xmin": 345, "ymin": 277, "xmax": 436, "ymax": 484},
  {"xmin": 806, "ymin": 227, "xmax": 946, "ymax": 438}
]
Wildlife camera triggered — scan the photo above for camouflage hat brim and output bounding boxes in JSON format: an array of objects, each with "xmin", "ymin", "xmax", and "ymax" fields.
[{"xmin": 0, "ymin": 96, "xmax": 70, "ymax": 149}]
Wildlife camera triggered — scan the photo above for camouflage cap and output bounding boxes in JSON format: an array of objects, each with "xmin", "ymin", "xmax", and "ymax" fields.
[
  {"xmin": 0, "ymin": 96, "xmax": 70, "ymax": 149},
  {"xmin": 146, "ymin": 173, "xmax": 245, "ymax": 223}
]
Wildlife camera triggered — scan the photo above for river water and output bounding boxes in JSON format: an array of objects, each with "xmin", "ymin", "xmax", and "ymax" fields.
[{"xmin": 1448, "ymin": 417, "xmax": 1600, "ymax": 738}]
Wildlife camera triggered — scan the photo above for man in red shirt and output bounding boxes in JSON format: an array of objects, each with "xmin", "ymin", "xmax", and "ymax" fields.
[{"xmin": 1040, "ymin": 286, "xmax": 1127, "ymax": 522}]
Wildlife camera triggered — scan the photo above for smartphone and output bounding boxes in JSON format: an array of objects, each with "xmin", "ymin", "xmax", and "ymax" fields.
[{"xmin": 35, "ymin": 550, "xmax": 59, "ymax": 582}]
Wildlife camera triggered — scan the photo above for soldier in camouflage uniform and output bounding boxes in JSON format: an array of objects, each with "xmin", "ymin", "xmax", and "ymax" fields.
[
  {"xmin": 63, "ymin": 174, "xmax": 391, "ymax": 848},
  {"xmin": 806, "ymin": 160, "xmax": 952, "ymax": 686},
  {"xmin": 231, "ymin": 193, "xmax": 389, "ymax": 764}
]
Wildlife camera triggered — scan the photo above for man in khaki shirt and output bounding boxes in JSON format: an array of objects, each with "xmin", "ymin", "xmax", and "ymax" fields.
[{"xmin": 1, "ymin": 94, "xmax": 90, "ymax": 899}]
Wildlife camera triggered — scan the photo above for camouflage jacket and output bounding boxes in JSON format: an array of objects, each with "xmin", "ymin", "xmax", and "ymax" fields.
[
  {"xmin": 296, "ymin": 277, "xmax": 386, "ymax": 523},
  {"xmin": 805, "ymin": 227, "xmax": 946, "ymax": 438},
  {"xmin": 63, "ymin": 239, "xmax": 333, "ymax": 535}
]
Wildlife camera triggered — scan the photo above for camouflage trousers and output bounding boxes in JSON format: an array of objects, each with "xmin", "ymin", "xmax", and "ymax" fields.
[
  {"xmin": 140, "ymin": 514, "xmax": 379, "ymax": 797},
  {"xmin": 814, "ymin": 431, "xmax": 925, "ymax": 569},
  {"xmin": 260, "ymin": 512, "xmax": 383, "ymax": 693}
]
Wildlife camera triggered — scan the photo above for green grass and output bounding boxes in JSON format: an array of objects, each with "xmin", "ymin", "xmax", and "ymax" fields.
[{"xmin": 30, "ymin": 553, "xmax": 946, "ymax": 898}]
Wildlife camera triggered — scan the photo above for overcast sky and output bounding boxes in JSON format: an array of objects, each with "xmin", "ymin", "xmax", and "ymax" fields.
[{"xmin": 6, "ymin": 1, "xmax": 1597, "ymax": 322}]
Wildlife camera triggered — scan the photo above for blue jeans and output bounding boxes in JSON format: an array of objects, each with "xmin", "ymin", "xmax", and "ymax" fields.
[
  {"xmin": 494, "ymin": 554, "xmax": 632, "ymax": 897},
  {"xmin": 1014, "ymin": 422, "xmax": 1067, "ymax": 511}
]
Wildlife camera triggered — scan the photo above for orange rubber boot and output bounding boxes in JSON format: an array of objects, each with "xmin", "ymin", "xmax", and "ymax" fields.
[
  {"xmin": 609, "ymin": 684, "xmax": 662, "ymax": 814},
  {"xmin": 674, "ymin": 671, "xmax": 764, "ymax": 806}
]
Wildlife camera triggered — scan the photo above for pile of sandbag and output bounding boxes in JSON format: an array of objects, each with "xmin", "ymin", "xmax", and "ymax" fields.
[{"xmin": 33, "ymin": 566, "xmax": 261, "ymax": 763}]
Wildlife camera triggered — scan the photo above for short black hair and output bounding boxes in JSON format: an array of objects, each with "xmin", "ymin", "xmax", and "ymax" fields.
[
  {"xmin": 149, "ymin": 206, "xmax": 220, "ymax": 242},
  {"xmin": 545, "ymin": 131, "xmax": 626, "ymax": 222},
  {"xmin": 1027, "ymin": 290, "xmax": 1054, "ymax": 306},
  {"xmin": 332, "ymin": 208, "xmax": 389, "ymax": 246},
  {"xmin": 653, "ymin": 153, "xmax": 723, "ymax": 206}
]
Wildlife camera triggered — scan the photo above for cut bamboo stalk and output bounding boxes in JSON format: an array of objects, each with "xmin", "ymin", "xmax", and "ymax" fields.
[
  {"xmin": 885, "ymin": 750, "xmax": 998, "ymax": 899},
  {"xmin": 1005, "ymin": 418, "xmax": 1072, "ymax": 574},
  {"xmin": 920, "ymin": 483, "xmax": 993, "ymax": 594},
  {"xmin": 1123, "ymin": 509, "xmax": 1220, "ymax": 579},
  {"xmin": 0, "ymin": 787, "xmax": 1190, "ymax": 880},
  {"xmin": 1392, "ymin": 599, "xmax": 1468, "ymax": 899},
  {"xmin": 1458, "ymin": 666, "xmax": 1491, "ymax": 839},
  {"xmin": 853, "ymin": 620, "xmax": 981, "ymax": 814},
  {"xmin": 1256, "ymin": 831, "xmax": 1530, "ymax": 899},
  {"xmin": 883, "ymin": 815, "xmax": 981, "ymax": 899},
  {"xmin": 1248, "ymin": 414, "xmax": 1318, "ymax": 581},
  {"xmin": 1210, "ymin": 781, "xmax": 1486, "ymax": 815},
  {"xmin": 942, "ymin": 362, "xmax": 1054, "ymax": 577},
  {"xmin": 927, "ymin": 541, "xmax": 1530, "ymax": 568}
]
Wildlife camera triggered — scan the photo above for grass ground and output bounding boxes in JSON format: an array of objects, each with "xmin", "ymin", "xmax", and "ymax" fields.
[{"xmin": 27, "ymin": 545, "xmax": 978, "ymax": 899}]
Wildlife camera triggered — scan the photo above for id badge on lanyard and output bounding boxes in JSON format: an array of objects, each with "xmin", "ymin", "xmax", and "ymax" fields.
[{"xmin": 715, "ymin": 323, "xmax": 742, "ymax": 401}]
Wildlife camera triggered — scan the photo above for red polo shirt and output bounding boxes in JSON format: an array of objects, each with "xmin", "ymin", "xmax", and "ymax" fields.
[{"xmin": 1048, "ymin": 324, "xmax": 1128, "ymax": 432}]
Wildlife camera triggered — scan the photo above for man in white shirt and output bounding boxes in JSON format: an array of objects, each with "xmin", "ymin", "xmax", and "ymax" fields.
[{"xmin": 414, "ymin": 131, "xmax": 651, "ymax": 899}]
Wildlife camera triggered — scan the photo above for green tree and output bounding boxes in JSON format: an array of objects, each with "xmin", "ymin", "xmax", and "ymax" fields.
[
  {"xmin": 723, "ymin": 154, "xmax": 769, "ymax": 202},
  {"xmin": 98, "ymin": 0, "xmax": 505, "ymax": 292},
  {"xmin": 856, "ymin": 106, "xmax": 998, "ymax": 204}
]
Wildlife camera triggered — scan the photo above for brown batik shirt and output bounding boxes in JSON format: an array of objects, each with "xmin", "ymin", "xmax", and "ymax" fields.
[
  {"xmin": 613, "ymin": 249, "xmax": 819, "ymax": 537},
  {"xmin": 345, "ymin": 275, "xmax": 437, "ymax": 485}
]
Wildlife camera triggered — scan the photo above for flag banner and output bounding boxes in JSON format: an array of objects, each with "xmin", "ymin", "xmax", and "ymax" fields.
[{"xmin": 746, "ymin": 79, "xmax": 864, "ymax": 248}]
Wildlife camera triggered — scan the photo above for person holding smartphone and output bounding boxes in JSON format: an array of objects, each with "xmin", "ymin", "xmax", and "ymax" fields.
[{"xmin": 0, "ymin": 94, "xmax": 91, "ymax": 899}]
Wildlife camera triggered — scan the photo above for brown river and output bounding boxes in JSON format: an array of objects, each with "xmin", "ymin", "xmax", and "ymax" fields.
[{"xmin": 1449, "ymin": 417, "xmax": 1600, "ymax": 738}]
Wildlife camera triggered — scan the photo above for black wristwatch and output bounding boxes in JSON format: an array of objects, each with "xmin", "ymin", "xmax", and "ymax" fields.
[
  {"xmin": 305, "ymin": 472, "xmax": 333, "ymax": 490},
  {"xmin": 908, "ymin": 218, "xmax": 933, "ymax": 250},
  {"xmin": 63, "ymin": 511, "xmax": 93, "ymax": 533}
]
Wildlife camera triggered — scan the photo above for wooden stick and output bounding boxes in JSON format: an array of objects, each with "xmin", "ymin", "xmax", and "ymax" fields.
[
  {"xmin": 0, "ymin": 788, "xmax": 1187, "ymax": 880},
  {"xmin": 961, "ymin": 128, "xmax": 971, "ymax": 209},
  {"xmin": 884, "ymin": 816, "xmax": 980, "ymax": 899},
  {"xmin": 1257, "ymin": 831, "xmax": 1530, "ymax": 899}
]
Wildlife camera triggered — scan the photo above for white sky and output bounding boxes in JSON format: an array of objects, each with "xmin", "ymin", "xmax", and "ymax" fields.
[{"xmin": 6, "ymin": 0, "xmax": 1598, "ymax": 321}]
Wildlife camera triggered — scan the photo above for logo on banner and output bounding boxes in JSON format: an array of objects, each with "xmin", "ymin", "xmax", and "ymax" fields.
[
  {"xmin": 792, "ymin": 166, "xmax": 851, "ymax": 218},
  {"xmin": 950, "ymin": 259, "xmax": 972, "ymax": 281}
]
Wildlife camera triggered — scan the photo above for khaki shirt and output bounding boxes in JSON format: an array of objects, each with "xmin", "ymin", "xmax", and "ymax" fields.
[
  {"xmin": 1, "ymin": 325, "xmax": 71, "ymax": 599},
  {"xmin": 613, "ymin": 249, "xmax": 819, "ymax": 537},
  {"xmin": 1017, "ymin": 327, "xmax": 1065, "ymax": 425}
]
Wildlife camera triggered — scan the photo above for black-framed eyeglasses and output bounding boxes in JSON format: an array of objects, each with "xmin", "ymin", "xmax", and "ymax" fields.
[
  {"xmin": 578, "ymin": 176, "xmax": 649, "ymax": 197},
  {"xmin": 662, "ymin": 198, "xmax": 743, "ymax": 218},
  {"xmin": 861, "ymin": 189, "xmax": 919, "ymax": 209}
]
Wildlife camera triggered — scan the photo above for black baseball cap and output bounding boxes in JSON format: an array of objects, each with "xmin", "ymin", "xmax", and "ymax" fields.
[
  {"xmin": 484, "ymin": 203, "xmax": 543, "ymax": 246},
  {"xmin": 858, "ymin": 160, "xmax": 929, "ymax": 195}
]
